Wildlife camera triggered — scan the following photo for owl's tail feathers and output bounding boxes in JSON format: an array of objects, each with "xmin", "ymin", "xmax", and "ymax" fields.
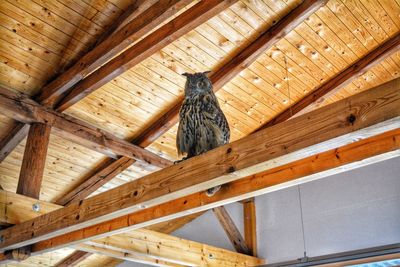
[{"xmin": 206, "ymin": 185, "xmax": 221, "ymax": 197}]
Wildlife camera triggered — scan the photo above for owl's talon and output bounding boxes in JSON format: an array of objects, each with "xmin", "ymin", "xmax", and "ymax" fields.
[
  {"xmin": 206, "ymin": 185, "xmax": 221, "ymax": 197},
  {"xmin": 174, "ymin": 157, "xmax": 187, "ymax": 164}
]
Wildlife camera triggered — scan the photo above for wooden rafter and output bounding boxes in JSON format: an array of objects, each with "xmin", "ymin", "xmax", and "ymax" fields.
[
  {"xmin": 0, "ymin": 0, "xmax": 191, "ymax": 164},
  {"xmin": 0, "ymin": 86, "xmax": 171, "ymax": 168},
  {"xmin": 82, "ymin": 229, "xmax": 264, "ymax": 266},
  {"xmin": 243, "ymin": 198, "xmax": 257, "ymax": 257},
  {"xmin": 54, "ymin": 250, "xmax": 91, "ymax": 267},
  {"xmin": 2, "ymin": 121, "xmax": 399, "ymax": 261},
  {"xmin": 212, "ymin": 206, "xmax": 250, "ymax": 255},
  {"xmin": 257, "ymin": 33, "xmax": 400, "ymax": 131},
  {"xmin": 55, "ymin": 0, "xmax": 238, "ymax": 111},
  {"xmin": 55, "ymin": 0, "xmax": 327, "ymax": 207},
  {"xmin": 0, "ymin": 79, "xmax": 398, "ymax": 253}
]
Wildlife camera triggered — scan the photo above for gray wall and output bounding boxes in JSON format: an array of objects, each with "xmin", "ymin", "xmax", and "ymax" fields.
[{"xmin": 119, "ymin": 156, "xmax": 400, "ymax": 266}]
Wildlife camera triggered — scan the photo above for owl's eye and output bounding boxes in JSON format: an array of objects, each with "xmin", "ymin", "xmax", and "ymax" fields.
[{"xmin": 197, "ymin": 81, "xmax": 205, "ymax": 88}]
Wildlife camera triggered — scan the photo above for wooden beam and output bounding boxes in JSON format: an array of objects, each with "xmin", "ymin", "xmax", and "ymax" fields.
[
  {"xmin": 55, "ymin": 0, "xmax": 238, "ymax": 111},
  {"xmin": 212, "ymin": 206, "xmax": 250, "ymax": 255},
  {"xmin": 132, "ymin": 0, "xmax": 328, "ymax": 146},
  {"xmin": 77, "ymin": 243, "xmax": 186, "ymax": 267},
  {"xmin": 4, "ymin": 127, "xmax": 400, "ymax": 259},
  {"xmin": 257, "ymin": 33, "xmax": 400, "ymax": 131},
  {"xmin": 37, "ymin": 0, "xmax": 193, "ymax": 108},
  {"xmin": 55, "ymin": 0, "xmax": 328, "ymax": 206},
  {"xmin": 0, "ymin": 86, "xmax": 171, "ymax": 168},
  {"xmin": 0, "ymin": 123, "xmax": 29, "ymax": 164},
  {"xmin": 16, "ymin": 123, "xmax": 51, "ymax": 199},
  {"xmin": 0, "ymin": 79, "xmax": 398, "ymax": 251},
  {"xmin": 54, "ymin": 250, "xmax": 91, "ymax": 267},
  {"xmin": 243, "ymin": 199, "xmax": 257, "ymax": 257},
  {"xmin": 85, "ymin": 229, "xmax": 264, "ymax": 266}
]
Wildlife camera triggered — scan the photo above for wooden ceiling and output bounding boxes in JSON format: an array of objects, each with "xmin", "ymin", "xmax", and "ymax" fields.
[{"xmin": 0, "ymin": 0, "xmax": 399, "ymax": 266}]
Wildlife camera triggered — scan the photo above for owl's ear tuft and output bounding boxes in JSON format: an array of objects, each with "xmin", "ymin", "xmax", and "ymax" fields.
[
  {"xmin": 203, "ymin": 71, "xmax": 211, "ymax": 76},
  {"xmin": 181, "ymin": 72, "xmax": 191, "ymax": 77}
]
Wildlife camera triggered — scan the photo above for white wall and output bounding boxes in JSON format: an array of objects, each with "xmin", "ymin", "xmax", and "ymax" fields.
[{"xmin": 119, "ymin": 156, "xmax": 400, "ymax": 266}]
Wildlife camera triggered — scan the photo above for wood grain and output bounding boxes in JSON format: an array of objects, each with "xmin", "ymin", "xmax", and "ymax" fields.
[
  {"xmin": 0, "ymin": 122, "xmax": 29, "ymax": 164},
  {"xmin": 243, "ymin": 199, "xmax": 257, "ymax": 257},
  {"xmin": 0, "ymin": 78, "xmax": 399, "ymax": 252},
  {"xmin": 0, "ymin": 86, "xmax": 171, "ymax": 168},
  {"xmin": 16, "ymin": 123, "xmax": 51, "ymax": 199}
]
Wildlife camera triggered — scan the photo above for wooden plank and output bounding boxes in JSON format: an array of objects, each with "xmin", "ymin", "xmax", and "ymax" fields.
[
  {"xmin": 53, "ymin": 0, "xmax": 327, "ymax": 207},
  {"xmin": 86, "ymin": 229, "xmax": 264, "ymax": 266},
  {"xmin": 0, "ymin": 123, "xmax": 29, "ymax": 164},
  {"xmin": 132, "ymin": 0, "xmax": 328, "ymax": 147},
  {"xmin": 8, "ymin": 127, "xmax": 400, "ymax": 259},
  {"xmin": 257, "ymin": 32, "xmax": 400, "ymax": 130},
  {"xmin": 54, "ymin": 250, "xmax": 91, "ymax": 267},
  {"xmin": 55, "ymin": 0, "xmax": 239, "ymax": 111},
  {"xmin": 16, "ymin": 123, "xmax": 51, "ymax": 199},
  {"xmin": 0, "ymin": 79, "xmax": 399, "ymax": 251},
  {"xmin": 0, "ymin": 86, "xmax": 171, "ymax": 168},
  {"xmin": 243, "ymin": 198, "xmax": 257, "ymax": 257},
  {"xmin": 212, "ymin": 206, "xmax": 250, "ymax": 255},
  {"xmin": 37, "ymin": 0, "xmax": 193, "ymax": 107}
]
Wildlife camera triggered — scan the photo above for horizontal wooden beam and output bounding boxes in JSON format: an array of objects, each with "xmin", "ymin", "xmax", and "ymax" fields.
[
  {"xmin": 0, "ymin": 78, "xmax": 398, "ymax": 252},
  {"xmin": 55, "ymin": 0, "xmax": 237, "ymax": 111},
  {"xmin": 86, "ymin": 229, "xmax": 264, "ymax": 266},
  {"xmin": 53, "ymin": 0, "xmax": 327, "ymax": 208},
  {"xmin": 133, "ymin": 0, "xmax": 328, "ymax": 146},
  {"xmin": 6, "ymin": 126, "xmax": 399, "ymax": 260},
  {"xmin": 0, "ymin": 86, "xmax": 171, "ymax": 168},
  {"xmin": 37, "ymin": 0, "xmax": 193, "ymax": 108},
  {"xmin": 257, "ymin": 32, "xmax": 400, "ymax": 131},
  {"xmin": 77, "ymin": 243, "xmax": 185, "ymax": 267}
]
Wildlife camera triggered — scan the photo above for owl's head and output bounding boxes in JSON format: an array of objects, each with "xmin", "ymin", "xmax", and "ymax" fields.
[{"xmin": 182, "ymin": 71, "xmax": 212, "ymax": 96}]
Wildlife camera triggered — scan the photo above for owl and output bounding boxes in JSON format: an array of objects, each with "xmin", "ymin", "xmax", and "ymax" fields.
[{"xmin": 176, "ymin": 71, "xmax": 230, "ymax": 196}]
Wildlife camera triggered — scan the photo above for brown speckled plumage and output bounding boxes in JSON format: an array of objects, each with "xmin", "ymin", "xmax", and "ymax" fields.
[{"xmin": 177, "ymin": 71, "xmax": 230, "ymax": 159}]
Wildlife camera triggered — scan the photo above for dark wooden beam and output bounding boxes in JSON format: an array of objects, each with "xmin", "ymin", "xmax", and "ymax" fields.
[
  {"xmin": 16, "ymin": 123, "xmax": 52, "ymax": 199},
  {"xmin": 54, "ymin": 250, "xmax": 91, "ymax": 267},
  {"xmin": 4, "ymin": 126, "xmax": 399, "ymax": 259},
  {"xmin": 257, "ymin": 33, "xmax": 400, "ymax": 131},
  {"xmin": 55, "ymin": 0, "xmax": 238, "ymax": 111},
  {"xmin": 38, "ymin": 0, "xmax": 193, "ymax": 108},
  {"xmin": 0, "ymin": 123, "xmax": 29, "ymax": 164},
  {"xmin": 0, "ymin": 86, "xmax": 171, "ymax": 168},
  {"xmin": 132, "ymin": 0, "xmax": 328, "ymax": 146},
  {"xmin": 242, "ymin": 198, "xmax": 257, "ymax": 256},
  {"xmin": 0, "ymin": 78, "xmax": 398, "ymax": 251},
  {"xmin": 212, "ymin": 206, "xmax": 250, "ymax": 255}
]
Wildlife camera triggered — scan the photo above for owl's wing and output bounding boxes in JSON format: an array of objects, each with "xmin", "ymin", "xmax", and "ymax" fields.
[
  {"xmin": 202, "ymin": 95, "xmax": 230, "ymax": 146},
  {"xmin": 176, "ymin": 101, "xmax": 193, "ymax": 157}
]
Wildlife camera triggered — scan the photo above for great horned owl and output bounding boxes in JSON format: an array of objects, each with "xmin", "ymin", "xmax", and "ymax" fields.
[{"xmin": 176, "ymin": 71, "xmax": 230, "ymax": 196}]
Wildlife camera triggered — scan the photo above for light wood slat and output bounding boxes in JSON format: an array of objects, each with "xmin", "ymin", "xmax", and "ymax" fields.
[
  {"xmin": 38, "ymin": 0, "xmax": 192, "ymax": 107},
  {"xmin": 0, "ymin": 78, "xmax": 399, "ymax": 252},
  {"xmin": 85, "ymin": 229, "xmax": 265, "ymax": 266},
  {"xmin": 16, "ymin": 123, "xmax": 51, "ymax": 199},
  {"xmin": 212, "ymin": 206, "xmax": 250, "ymax": 255},
  {"xmin": 243, "ymin": 198, "xmax": 257, "ymax": 257},
  {"xmin": 0, "ymin": 123, "xmax": 29, "ymax": 164},
  {"xmin": 6, "ymin": 123, "xmax": 400, "ymax": 260},
  {"xmin": 258, "ymin": 33, "xmax": 400, "ymax": 130},
  {"xmin": 0, "ymin": 86, "xmax": 171, "ymax": 168},
  {"xmin": 54, "ymin": 0, "xmax": 239, "ymax": 111},
  {"xmin": 53, "ymin": 0, "xmax": 328, "ymax": 209}
]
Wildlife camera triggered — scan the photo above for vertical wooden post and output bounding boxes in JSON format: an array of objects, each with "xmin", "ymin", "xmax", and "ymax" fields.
[
  {"xmin": 243, "ymin": 198, "xmax": 257, "ymax": 256},
  {"xmin": 17, "ymin": 123, "xmax": 51, "ymax": 199}
]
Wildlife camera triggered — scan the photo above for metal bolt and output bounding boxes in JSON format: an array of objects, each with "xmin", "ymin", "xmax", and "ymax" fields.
[
  {"xmin": 32, "ymin": 203, "xmax": 40, "ymax": 212},
  {"xmin": 208, "ymin": 253, "xmax": 214, "ymax": 259}
]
